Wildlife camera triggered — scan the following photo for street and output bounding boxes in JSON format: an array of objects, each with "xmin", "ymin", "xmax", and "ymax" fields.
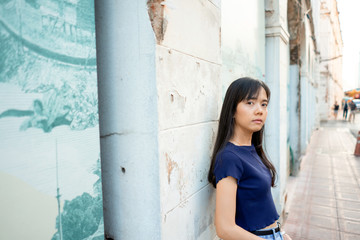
[{"xmin": 283, "ymin": 115, "xmax": 360, "ymax": 240}]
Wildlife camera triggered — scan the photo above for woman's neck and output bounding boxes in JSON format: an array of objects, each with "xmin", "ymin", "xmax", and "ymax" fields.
[{"xmin": 230, "ymin": 130, "xmax": 252, "ymax": 146}]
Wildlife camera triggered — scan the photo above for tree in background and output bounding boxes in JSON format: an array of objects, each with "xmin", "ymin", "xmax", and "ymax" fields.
[{"xmin": 52, "ymin": 157, "xmax": 103, "ymax": 240}]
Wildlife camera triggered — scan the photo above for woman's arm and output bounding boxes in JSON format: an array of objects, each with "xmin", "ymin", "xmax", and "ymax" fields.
[{"xmin": 215, "ymin": 176, "xmax": 264, "ymax": 240}]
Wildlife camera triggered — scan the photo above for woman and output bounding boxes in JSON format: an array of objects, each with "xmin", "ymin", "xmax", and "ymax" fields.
[{"xmin": 208, "ymin": 77, "xmax": 291, "ymax": 240}]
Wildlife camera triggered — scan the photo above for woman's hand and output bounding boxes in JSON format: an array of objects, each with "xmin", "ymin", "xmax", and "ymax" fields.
[{"xmin": 282, "ymin": 233, "xmax": 292, "ymax": 240}]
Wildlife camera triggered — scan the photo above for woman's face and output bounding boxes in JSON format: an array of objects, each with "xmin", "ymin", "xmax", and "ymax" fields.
[{"xmin": 233, "ymin": 87, "xmax": 268, "ymax": 134}]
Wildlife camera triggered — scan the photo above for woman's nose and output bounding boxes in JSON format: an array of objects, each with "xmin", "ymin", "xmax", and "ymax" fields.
[{"xmin": 255, "ymin": 104, "xmax": 263, "ymax": 114}]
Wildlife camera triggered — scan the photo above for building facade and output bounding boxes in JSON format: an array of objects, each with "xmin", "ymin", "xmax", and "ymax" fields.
[
  {"xmin": 94, "ymin": 0, "xmax": 342, "ymax": 239},
  {"xmin": 318, "ymin": 0, "xmax": 343, "ymax": 120}
]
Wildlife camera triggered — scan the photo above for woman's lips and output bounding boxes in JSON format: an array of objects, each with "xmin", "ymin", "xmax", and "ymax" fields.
[{"xmin": 252, "ymin": 119, "xmax": 263, "ymax": 123}]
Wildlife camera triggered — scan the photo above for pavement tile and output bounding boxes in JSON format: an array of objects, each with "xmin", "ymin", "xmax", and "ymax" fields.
[
  {"xmin": 308, "ymin": 181, "xmax": 335, "ymax": 191},
  {"xmin": 333, "ymin": 175, "xmax": 356, "ymax": 181},
  {"xmin": 354, "ymin": 170, "xmax": 360, "ymax": 177},
  {"xmin": 283, "ymin": 124, "xmax": 360, "ymax": 239},
  {"xmin": 333, "ymin": 164, "xmax": 351, "ymax": 170},
  {"xmin": 353, "ymin": 166, "xmax": 360, "ymax": 172},
  {"xmin": 339, "ymin": 219, "xmax": 360, "ymax": 235},
  {"xmin": 338, "ymin": 208, "xmax": 360, "ymax": 222},
  {"xmin": 287, "ymin": 203, "xmax": 309, "ymax": 212},
  {"xmin": 308, "ymin": 188, "xmax": 335, "ymax": 198},
  {"xmin": 307, "ymin": 214, "xmax": 339, "ymax": 230},
  {"xmin": 309, "ymin": 204, "xmax": 337, "ymax": 218},
  {"xmin": 309, "ymin": 184, "xmax": 335, "ymax": 192},
  {"xmin": 300, "ymin": 224, "xmax": 340, "ymax": 240},
  {"xmin": 309, "ymin": 177, "xmax": 333, "ymax": 185},
  {"xmin": 310, "ymin": 196, "xmax": 337, "ymax": 207},
  {"xmin": 348, "ymin": 161, "xmax": 360, "ymax": 170},
  {"xmin": 290, "ymin": 192, "xmax": 309, "ymax": 202},
  {"xmin": 334, "ymin": 178, "xmax": 358, "ymax": 185},
  {"xmin": 312, "ymin": 166, "xmax": 331, "ymax": 171},
  {"xmin": 285, "ymin": 208, "xmax": 308, "ymax": 222},
  {"xmin": 337, "ymin": 199, "xmax": 360, "ymax": 211},
  {"xmin": 335, "ymin": 188, "xmax": 360, "ymax": 195},
  {"xmin": 335, "ymin": 192, "xmax": 360, "ymax": 201},
  {"xmin": 312, "ymin": 164, "xmax": 332, "ymax": 170},
  {"xmin": 310, "ymin": 173, "xmax": 333, "ymax": 179},
  {"xmin": 309, "ymin": 185, "xmax": 335, "ymax": 193},
  {"xmin": 335, "ymin": 182, "xmax": 358, "ymax": 190},
  {"xmin": 333, "ymin": 171, "xmax": 353, "ymax": 177},
  {"xmin": 282, "ymin": 222, "xmax": 303, "ymax": 239},
  {"xmin": 292, "ymin": 183, "xmax": 309, "ymax": 192},
  {"xmin": 340, "ymin": 232, "xmax": 360, "ymax": 240},
  {"xmin": 335, "ymin": 185, "xmax": 360, "ymax": 193}
]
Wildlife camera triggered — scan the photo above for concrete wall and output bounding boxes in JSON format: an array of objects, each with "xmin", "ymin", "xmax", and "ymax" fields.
[
  {"xmin": 221, "ymin": 0, "xmax": 266, "ymax": 89},
  {"xmin": 96, "ymin": 0, "xmax": 222, "ymax": 239},
  {"xmin": 95, "ymin": 1, "xmax": 161, "ymax": 239},
  {"xmin": 155, "ymin": 0, "xmax": 221, "ymax": 239}
]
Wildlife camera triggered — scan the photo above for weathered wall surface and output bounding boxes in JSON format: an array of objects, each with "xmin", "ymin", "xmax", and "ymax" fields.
[
  {"xmin": 264, "ymin": 0, "xmax": 290, "ymax": 217},
  {"xmin": 154, "ymin": 0, "xmax": 221, "ymax": 239},
  {"xmin": 286, "ymin": 0, "xmax": 323, "ymax": 179},
  {"xmin": 221, "ymin": 0, "xmax": 266, "ymax": 89},
  {"xmin": 96, "ymin": 1, "xmax": 342, "ymax": 239}
]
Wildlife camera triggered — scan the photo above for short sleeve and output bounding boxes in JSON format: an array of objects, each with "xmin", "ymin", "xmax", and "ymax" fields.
[{"xmin": 213, "ymin": 151, "xmax": 244, "ymax": 186}]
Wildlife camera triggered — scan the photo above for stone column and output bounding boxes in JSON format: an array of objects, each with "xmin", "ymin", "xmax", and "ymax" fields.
[
  {"xmin": 264, "ymin": 0, "xmax": 290, "ymax": 215},
  {"xmin": 289, "ymin": 65, "xmax": 301, "ymax": 174},
  {"xmin": 94, "ymin": 1, "xmax": 161, "ymax": 239}
]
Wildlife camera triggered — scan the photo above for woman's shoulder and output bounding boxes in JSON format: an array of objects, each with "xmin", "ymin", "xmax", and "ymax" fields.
[
  {"xmin": 216, "ymin": 142, "xmax": 252, "ymax": 162},
  {"xmin": 214, "ymin": 143, "xmax": 247, "ymax": 183}
]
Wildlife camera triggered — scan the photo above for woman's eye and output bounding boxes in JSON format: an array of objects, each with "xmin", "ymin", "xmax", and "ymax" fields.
[
  {"xmin": 262, "ymin": 103, "xmax": 268, "ymax": 107},
  {"xmin": 247, "ymin": 101, "xmax": 254, "ymax": 105}
]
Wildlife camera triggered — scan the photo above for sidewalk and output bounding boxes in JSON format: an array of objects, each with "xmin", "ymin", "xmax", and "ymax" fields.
[{"xmin": 282, "ymin": 121, "xmax": 360, "ymax": 240}]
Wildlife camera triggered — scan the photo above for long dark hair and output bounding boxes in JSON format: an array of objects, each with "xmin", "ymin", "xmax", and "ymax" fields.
[{"xmin": 207, "ymin": 77, "xmax": 277, "ymax": 188}]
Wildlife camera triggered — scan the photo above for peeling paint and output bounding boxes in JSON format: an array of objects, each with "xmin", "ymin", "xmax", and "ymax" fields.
[
  {"xmin": 287, "ymin": 0, "xmax": 302, "ymax": 65},
  {"xmin": 169, "ymin": 90, "xmax": 186, "ymax": 112},
  {"xmin": 166, "ymin": 153, "xmax": 178, "ymax": 184},
  {"xmin": 147, "ymin": 0, "xmax": 168, "ymax": 44}
]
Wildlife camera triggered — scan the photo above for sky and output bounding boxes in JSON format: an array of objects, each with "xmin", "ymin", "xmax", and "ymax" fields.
[{"xmin": 337, "ymin": 0, "xmax": 360, "ymax": 91}]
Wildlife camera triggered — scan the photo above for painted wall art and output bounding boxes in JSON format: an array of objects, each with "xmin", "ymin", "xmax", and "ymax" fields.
[{"xmin": 0, "ymin": 0, "xmax": 103, "ymax": 239}]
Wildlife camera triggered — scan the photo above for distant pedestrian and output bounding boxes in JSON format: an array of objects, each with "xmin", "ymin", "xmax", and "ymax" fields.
[
  {"xmin": 343, "ymin": 100, "xmax": 349, "ymax": 120},
  {"xmin": 208, "ymin": 77, "xmax": 292, "ymax": 240},
  {"xmin": 333, "ymin": 101, "xmax": 339, "ymax": 120},
  {"xmin": 349, "ymin": 100, "xmax": 356, "ymax": 123}
]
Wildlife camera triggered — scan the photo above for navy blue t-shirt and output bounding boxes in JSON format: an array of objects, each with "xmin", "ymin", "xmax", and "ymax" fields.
[{"xmin": 213, "ymin": 142, "xmax": 279, "ymax": 231}]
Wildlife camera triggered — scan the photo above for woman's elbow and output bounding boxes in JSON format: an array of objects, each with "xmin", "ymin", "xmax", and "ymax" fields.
[
  {"xmin": 216, "ymin": 226, "xmax": 225, "ymax": 239},
  {"xmin": 215, "ymin": 223, "xmax": 232, "ymax": 239}
]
